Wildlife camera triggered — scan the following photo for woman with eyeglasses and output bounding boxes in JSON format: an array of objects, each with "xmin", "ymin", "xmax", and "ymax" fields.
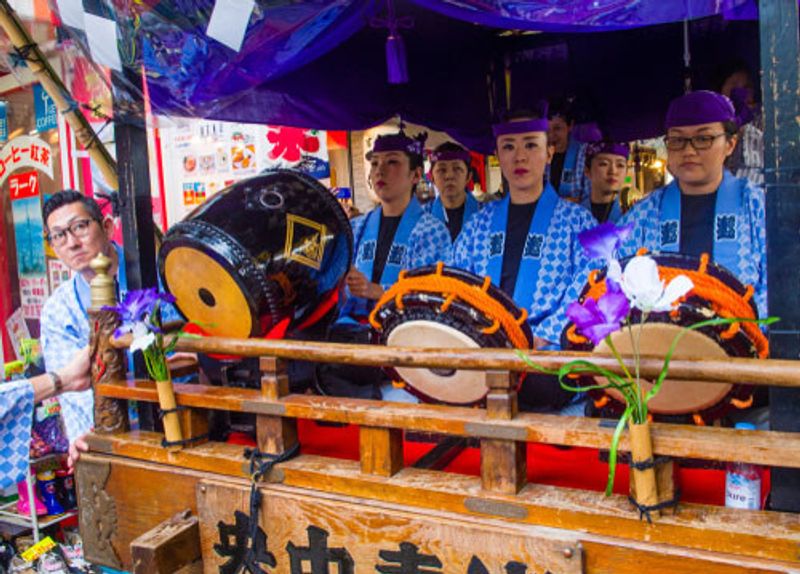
[{"xmin": 618, "ymin": 90, "xmax": 766, "ymax": 320}]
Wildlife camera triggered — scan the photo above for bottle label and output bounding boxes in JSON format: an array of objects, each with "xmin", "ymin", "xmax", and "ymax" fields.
[{"xmin": 725, "ymin": 473, "xmax": 761, "ymax": 510}]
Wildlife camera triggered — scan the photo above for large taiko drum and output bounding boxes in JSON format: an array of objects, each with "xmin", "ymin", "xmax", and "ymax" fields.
[
  {"xmin": 158, "ymin": 170, "xmax": 352, "ymax": 338},
  {"xmin": 369, "ymin": 263, "xmax": 533, "ymax": 405},
  {"xmin": 562, "ymin": 253, "xmax": 768, "ymax": 425}
]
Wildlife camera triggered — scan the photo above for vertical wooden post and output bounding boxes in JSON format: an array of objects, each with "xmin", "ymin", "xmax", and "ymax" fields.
[
  {"xmin": 360, "ymin": 426, "xmax": 403, "ymax": 477},
  {"xmin": 481, "ymin": 371, "xmax": 526, "ymax": 494},
  {"xmin": 256, "ymin": 357, "xmax": 297, "ymax": 455},
  {"xmin": 88, "ymin": 254, "xmax": 129, "ymax": 435},
  {"xmin": 760, "ymin": 0, "xmax": 800, "ymax": 512}
]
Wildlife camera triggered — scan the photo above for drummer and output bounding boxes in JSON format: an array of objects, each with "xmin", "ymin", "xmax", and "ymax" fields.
[
  {"xmin": 451, "ymin": 109, "xmax": 595, "ymax": 412},
  {"xmin": 581, "ymin": 141, "xmax": 630, "ymax": 224},
  {"xmin": 426, "ymin": 141, "xmax": 481, "ymax": 242},
  {"xmin": 619, "ymin": 90, "xmax": 767, "ymax": 319},
  {"xmin": 326, "ymin": 130, "xmax": 451, "ymax": 400},
  {"xmin": 341, "ymin": 130, "xmax": 452, "ymax": 321}
]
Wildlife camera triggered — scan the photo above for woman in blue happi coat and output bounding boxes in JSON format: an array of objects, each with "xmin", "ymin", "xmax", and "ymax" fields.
[
  {"xmin": 452, "ymin": 110, "xmax": 595, "ymax": 412},
  {"xmin": 580, "ymin": 142, "xmax": 630, "ymax": 224},
  {"xmin": 323, "ymin": 130, "xmax": 451, "ymax": 400},
  {"xmin": 619, "ymin": 91, "xmax": 767, "ymax": 320},
  {"xmin": 426, "ymin": 141, "xmax": 482, "ymax": 242}
]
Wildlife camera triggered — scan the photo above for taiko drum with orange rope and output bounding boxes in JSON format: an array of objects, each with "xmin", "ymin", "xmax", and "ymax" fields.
[
  {"xmin": 370, "ymin": 263, "xmax": 533, "ymax": 405},
  {"xmin": 562, "ymin": 252, "xmax": 768, "ymax": 425}
]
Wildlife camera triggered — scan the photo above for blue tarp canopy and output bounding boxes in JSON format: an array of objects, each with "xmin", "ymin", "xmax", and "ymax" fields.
[{"xmin": 64, "ymin": 0, "xmax": 767, "ymax": 150}]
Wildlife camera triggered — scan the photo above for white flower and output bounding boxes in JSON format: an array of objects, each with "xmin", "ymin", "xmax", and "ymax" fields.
[
  {"xmin": 618, "ymin": 255, "xmax": 694, "ymax": 313},
  {"xmin": 129, "ymin": 322, "xmax": 156, "ymax": 353}
]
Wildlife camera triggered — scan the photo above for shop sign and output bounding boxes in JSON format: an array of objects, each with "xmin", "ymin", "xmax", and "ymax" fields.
[
  {"xmin": 0, "ymin": 102, "xmax": 7, "ymax": 143},
  {"xmin": 19, "ymin": 276, "xmax": 48, "ymax": 320},
  {"xmin": 9, "ymin": 170, "xmax": 39, "ymax": 200},
  {"xmin": 34, "ymin": 84, "xmax": 58, "ymax": 132},
  {"xmin": 0, "ymin": 135, "xmax": 54, "ymax": 186}
]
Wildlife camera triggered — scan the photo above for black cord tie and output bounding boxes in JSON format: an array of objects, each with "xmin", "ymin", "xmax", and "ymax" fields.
[
  {"xmin": 158, "ymin": 405, "xmax": 187, "ymax": 419},
  {"xmin": 628, "ymin": 489, "xmax": 681, "ymax": 524}
]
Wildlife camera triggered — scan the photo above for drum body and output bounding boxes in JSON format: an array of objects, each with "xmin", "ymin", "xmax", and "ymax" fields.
[
  {"xmin": 370, "ymin": 264, "xmax": 533, "ymax": 405},
  {"xmin": 562, "ymin": 253, "xmax": 767, "ymax": 424},
  {"xmin": 159, "ymin": 170, "xmax": 352, "ymax": 338}
]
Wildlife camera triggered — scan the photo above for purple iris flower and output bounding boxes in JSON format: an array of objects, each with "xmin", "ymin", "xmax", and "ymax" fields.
[
  {"xmin": 578, "ymin": 222, "xmax": 634, "ymax": 261},
  {"xmin": 104, "ymin": 288, "xmax": 175, "ymax": 338},
  {"xmin": 567, "ymin": 280, "xmax": 630, "ymax": 345}
]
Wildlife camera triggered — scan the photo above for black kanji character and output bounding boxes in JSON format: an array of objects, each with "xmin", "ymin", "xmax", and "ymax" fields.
[
  {"xmin": 466, "ymin": 555, "xmax": 528, "ymax": 574},
  {"xmin": 286, "ymin": 525, "xmax": 354, "ymax": 574},
  {"xmin": 376, "ymin": 541, "xmax": 442, "ymax": 573},
  {"xmin": 214, "ymin": 510, "xmax": 276, "ymax": 574}
]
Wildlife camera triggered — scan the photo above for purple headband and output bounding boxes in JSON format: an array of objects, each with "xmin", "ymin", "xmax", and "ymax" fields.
[
  {"xmin": 665, "ymin": 90, "xmax": 736, "ymax": 130},
  {"xmin": 366, "ymin": 131, "xmax": 426, "ymax": 159},
  {"xmin": 492, "ymin": 118, "xmax": 549, "ymax": 139},
  {"xmin": 430, "ymin": 149, "xmax": 471, "ymax": 165},
  {"xmin": 586, "ymin": 142, "xmax": 630, "ymax": 161}
]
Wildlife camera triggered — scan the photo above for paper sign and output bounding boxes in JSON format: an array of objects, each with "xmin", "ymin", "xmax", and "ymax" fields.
[
  {"xmin": 206, "ymin": 0, "xmax": 255, "ymax": 52},
  {"xmin": 20, "ymin": 276, "xmax": 48, "ymax": 319},
  {"xmin": 55, "ymin": 0, "xmax": 86, "ymax": 30},
  {"xmin": 84, "ymin": 13, "xmax": 122, "ymax": 72},
  {"xmin": 6, "ymin": 307, "xmax": 31, "ymax": 361}
]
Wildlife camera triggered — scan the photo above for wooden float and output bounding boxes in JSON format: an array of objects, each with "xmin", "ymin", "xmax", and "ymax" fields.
[{"xmin": 77, "ymin": 257, "xmax": 800, "ymax": 574}]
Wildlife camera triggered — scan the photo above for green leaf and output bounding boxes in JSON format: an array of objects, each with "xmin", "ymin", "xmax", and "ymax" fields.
[{"xmin": 606, "ymin": 405, "xmax": 633, "ymax": 497}]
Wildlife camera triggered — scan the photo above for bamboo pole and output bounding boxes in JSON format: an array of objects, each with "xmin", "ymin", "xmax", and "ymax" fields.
[
  {"xmin": 109, "ymin": 332, "xmax": 800, "ymax": 388},
  {"xmin": 0, "ymin": 0, "xmax": 118, "ymax": 191}
]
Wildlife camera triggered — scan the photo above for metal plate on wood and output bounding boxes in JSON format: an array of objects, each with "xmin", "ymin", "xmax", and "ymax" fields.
[{"xmin": 197, "ymin": 480, "xmax": 583, "ymax": 573}]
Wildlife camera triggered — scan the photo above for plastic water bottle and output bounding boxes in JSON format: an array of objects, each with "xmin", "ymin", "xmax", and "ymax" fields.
[{"xmin": 725, "ymin": 422, "xmax": 763, "ymax": 510}]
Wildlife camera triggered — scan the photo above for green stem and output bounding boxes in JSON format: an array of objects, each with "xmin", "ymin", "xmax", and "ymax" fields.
[{"xmin": 604, "ymin": 335, "xmax": 634, "ymax": 383}]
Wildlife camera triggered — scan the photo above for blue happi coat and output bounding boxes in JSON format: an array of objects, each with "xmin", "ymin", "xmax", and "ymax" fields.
[
  {"xmin": 580, "ymin": 193, "xmax": 624, "ymax": 224},
  {"xmin": 0, "ymin": 379, "xmax": 35, "ymax": 489},
  {"xmin": 424, "ymin": 191, "xmax": 481, "ymax": 241},
  {"xmin": 450, "ymin": 184, "xmax": 596, "ymax": 344},
  {"xmin": 547, "ymin": 137, "xmax": 591, "ymax": 201},
  {"xmin": 338, "ymin": 197, "xmax": 451, "ymax": 321},
  {"xmin": 618, "ymin": 171, "xmax": 767, "ymax": 319}
]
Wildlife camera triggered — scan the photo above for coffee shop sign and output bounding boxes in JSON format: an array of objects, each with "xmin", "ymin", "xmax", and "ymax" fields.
[{"xmin": 0, "ymin": 135, "xmax": 54, "ymax": 186}]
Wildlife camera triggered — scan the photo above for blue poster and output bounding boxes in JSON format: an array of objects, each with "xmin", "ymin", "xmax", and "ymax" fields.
[
  {"xmin": 12, "ymin": 196, "xmax": 46, "ymax": 277},
  {"xmin": 0, "ymin": 102, "xmax": 7, "ymax": 143},
  {"xmin": 33, "ymin": 84, "xmax": 57, "ymax": 132}
]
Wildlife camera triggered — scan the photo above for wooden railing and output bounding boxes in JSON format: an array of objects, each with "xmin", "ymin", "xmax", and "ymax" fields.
[{"xmin": 99, "ymin": 333, "xmax": 800, "ymax": 489}]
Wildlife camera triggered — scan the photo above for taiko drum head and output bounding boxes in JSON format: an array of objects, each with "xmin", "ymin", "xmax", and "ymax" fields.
[
  {"xmin": 562, "ymin": 253, "xmax": 765, "ymax": 423},
  {"xmin": 159, "ymin": 170, "xmax": 352, "ymax": 338},
  {"xmin": 371, "ymin": 265, "xmax": 532, "ymax": 405}
]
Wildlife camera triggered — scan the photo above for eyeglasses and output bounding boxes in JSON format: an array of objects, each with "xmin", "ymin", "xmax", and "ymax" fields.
[
  {"xmin": 46, "ymin": 218, "xmax": 97, "ymax": 246},
  {"xmin": 663, "ymin": 133, "xmax": 726, "ymax": 151}
]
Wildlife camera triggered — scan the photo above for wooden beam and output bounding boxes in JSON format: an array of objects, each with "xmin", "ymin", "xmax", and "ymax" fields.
[
  {"xmin": 80, "ymin": 441, "xmax": 800, "ymax": 566},
  {"xmin": 481, "ymin": 371, "xmax": 525, "ymax": 494},
  {"xmin": 96, "ymin": 382, "xmax": 800, "ymax": 469},
  {"xmin": 130, "ymin": 510, "xmax": 202, "ymax": 574},
  {"xmin": 156, "ymin": 335, "xmax": 800, "ymax": 388},
  {"xmin": 256, "ymin": 357, "xmax": 297, "ymax": 455}
]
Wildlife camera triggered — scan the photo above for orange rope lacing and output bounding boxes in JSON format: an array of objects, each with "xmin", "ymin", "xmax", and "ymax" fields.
[
  {"xmin": 578, "ymin": 253, "xmax": 769, "ymax": 359},
  {"xmin": 369, "ymin": 261, "xmax": 530, "ymax": 349}
]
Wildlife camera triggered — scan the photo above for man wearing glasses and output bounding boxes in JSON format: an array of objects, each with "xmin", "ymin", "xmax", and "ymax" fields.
[
  {"xmin": 39, "ymin": 190, "xmax": 124, "ymax": 462},
  {"xmin": 619, "ymin": 90, "xmax": 766, "ymax": 320}
]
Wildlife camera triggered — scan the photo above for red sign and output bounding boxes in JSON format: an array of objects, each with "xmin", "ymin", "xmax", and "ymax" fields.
[{"xmin": 9, "ymin": 171, "xmax": 39, "ymax": 200}]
